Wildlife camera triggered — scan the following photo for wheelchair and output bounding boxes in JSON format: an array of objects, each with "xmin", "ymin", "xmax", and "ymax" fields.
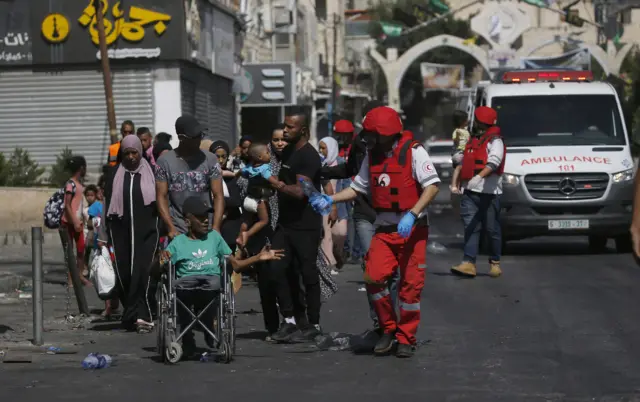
[{"xmin": 156, "ymin": 256, "xmax": 236, "ymax": 364}]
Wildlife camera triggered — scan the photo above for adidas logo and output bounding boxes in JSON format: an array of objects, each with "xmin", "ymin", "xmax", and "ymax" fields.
[{"xmin": 192, "ymin": 249, "xmax": 208, "ymax": 259}]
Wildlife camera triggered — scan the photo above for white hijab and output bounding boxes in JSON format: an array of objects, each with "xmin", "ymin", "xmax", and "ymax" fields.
[{"xmin": 320, "ymin": 136, "xmax": 339, "ymax": 166}]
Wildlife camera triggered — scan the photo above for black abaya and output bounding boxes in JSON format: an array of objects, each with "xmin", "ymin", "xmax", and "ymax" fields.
[{"xmin": 105, "ymin": 169, "xmax": 159, "ymax": 329}]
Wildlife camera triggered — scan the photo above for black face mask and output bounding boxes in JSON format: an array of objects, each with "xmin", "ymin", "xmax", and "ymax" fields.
[
  {"xmin": 360, "ymin": 130, "xmax": 379, "ymax": 151},
  {"xmin": 472, "ymin": 121, "xmax": 488, "ymax": 137}
]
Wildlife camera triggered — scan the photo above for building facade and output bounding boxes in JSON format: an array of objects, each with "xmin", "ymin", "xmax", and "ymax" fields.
[
  {"xmin": 237, "ymin": 0, "xmax": 319, "ymax": 144},
  {"xmin": 0, "ymin": 0, "xmax": 243, "ymax": 171}
]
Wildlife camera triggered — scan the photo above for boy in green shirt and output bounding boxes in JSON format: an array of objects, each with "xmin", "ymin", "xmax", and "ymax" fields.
[{"xmin": 161, "ymin": 196, "xmax": 283, "ymax": 356}]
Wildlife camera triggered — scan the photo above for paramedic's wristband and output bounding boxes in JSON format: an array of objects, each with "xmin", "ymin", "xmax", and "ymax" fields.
[{"xmin": 408, "ymin": 211, "xmax": 418, "ymax": 219}]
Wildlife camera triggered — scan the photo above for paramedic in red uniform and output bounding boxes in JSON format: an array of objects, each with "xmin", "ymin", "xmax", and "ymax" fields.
[
  {"xmin": 312, "ymin": 106, "xmax": 440, "ymax": 358},
  {"xmin": 451, "ymin": 106, "xmax": 505, "ymax": 278}
]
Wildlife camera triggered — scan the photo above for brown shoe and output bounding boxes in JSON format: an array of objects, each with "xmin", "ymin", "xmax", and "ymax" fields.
[
  {"xmin": 451, "ymin": 262, "xmax": 477, "ymax": 277},
  {"xmin": 488, "ymin": 261, "xmax": 502, "ymax": 278}
]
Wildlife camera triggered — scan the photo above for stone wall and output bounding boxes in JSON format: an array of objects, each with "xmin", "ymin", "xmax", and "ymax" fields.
[{"xmin": 0, "ymin": 187, "xmax": 59, "ymax": 244}]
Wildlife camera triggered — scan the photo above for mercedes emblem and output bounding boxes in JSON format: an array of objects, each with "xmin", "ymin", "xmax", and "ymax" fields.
[{"xmin": 558, "ymin": 178, "xmax": 577, "ymax": 195}]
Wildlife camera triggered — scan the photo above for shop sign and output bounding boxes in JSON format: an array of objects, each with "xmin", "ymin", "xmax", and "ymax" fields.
[
  {"xmin": 240, "ymin": 63, "xmax": 297, "ymax": 107},
  {"xmin": 31, "ymin": 0, "xmax": 183, "ymax": 64},
  {"xmin": 0, "ymin": 0, "xmax": 32, "ymax": 66}
]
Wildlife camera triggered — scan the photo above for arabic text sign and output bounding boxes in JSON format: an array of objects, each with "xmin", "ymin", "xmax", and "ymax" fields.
[
  {"xmin": 31, "ymin": 0, "xmax": 183, "ymax": 64},
  {"xmin": 76, "ymin": 1, "xmax": 171, "ymax": 46},
  {"xmin": 420, "ymin": 62, "xmax": 464, "ymax": 90},
  {"xmin": 0, "ymin": 0, "xmax": 32, "ymax": 65}
]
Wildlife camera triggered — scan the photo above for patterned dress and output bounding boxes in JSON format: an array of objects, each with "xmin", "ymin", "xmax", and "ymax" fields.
[{"xmin": 237, "ymin": 145, "xmax": 338, "ymax": 301}]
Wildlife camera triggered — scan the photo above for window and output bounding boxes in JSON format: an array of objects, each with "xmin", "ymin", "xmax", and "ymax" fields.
[
  {"xmin": 276, "ymin": 33, "xmax": 289, "ymax": 46},
  {"xmin": 622, "ymin": 9, "xmax": 632, "ymax": 24},
  {"xmin": 490, "ymin": 95, "xmax": 626, "ymax": 147},
  {"xmin": 345, "ymin": 21, "xmax": 370, "ymax": 37},
  {"xmin": 315, "ymin": 0, "xmax": 327, "ymax": 20},
  {"xmin": 427, "ymin": 144, "xmax": 452, "ymax": 156}
]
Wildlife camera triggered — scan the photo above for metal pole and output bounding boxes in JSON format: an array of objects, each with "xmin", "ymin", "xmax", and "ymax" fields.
[
  {"xmin": 59, "ymin": 229, "xmax": 90, "ymax": 315},
  {"xmin": 330, "ymin": 13, "xmax": 339, "ymax": 129},
  {"xmin": 32, "ymin": 227, "xmax": 43, "ymax": 346},
  {"xmin": 95, "ymin": 0, "xmax": 118, "ymax": 144}
]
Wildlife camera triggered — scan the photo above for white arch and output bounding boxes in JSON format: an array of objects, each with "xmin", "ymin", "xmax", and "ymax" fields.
[{"xmin": 392, "ymin": 34, "xmax": 492, "ymax": 88}]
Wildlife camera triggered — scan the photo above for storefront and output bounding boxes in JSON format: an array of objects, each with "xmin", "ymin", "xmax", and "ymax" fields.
[
  {"xmin": 0, "ymin": 0, "xmax": 241, "ymax": 171},
  {"xmin": 238, "ymin": 62, "xmax": 314, "ymax": 143}
]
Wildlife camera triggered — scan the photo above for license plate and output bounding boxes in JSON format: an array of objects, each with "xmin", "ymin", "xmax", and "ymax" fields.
[
  {"xmin": 548, "ymin": 220, "xmax": 589, "ymax": 230},
  {"xmin": 441, "ymin": 171, "xmax": 450, "ymax": 178}
]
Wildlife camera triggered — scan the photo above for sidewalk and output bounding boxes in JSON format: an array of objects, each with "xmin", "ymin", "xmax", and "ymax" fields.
[{"xmin": 0, "ymin": 243, "xmax": 66, "ymax": 294}]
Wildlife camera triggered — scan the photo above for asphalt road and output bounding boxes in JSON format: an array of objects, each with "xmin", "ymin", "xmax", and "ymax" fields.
[{"xmin": 3, "ymin": 209, "xmax": 640, "ymax": 401}]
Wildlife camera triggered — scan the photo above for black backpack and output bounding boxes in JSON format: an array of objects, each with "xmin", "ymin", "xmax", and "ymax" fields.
[{"xmin": 43, "ymin": 180, "xmax": 76, "ymax": 229}]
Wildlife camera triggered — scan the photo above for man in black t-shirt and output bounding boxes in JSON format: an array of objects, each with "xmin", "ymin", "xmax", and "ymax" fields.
[{"xmin": 269, "ymin": 108, "xmax": 324, "ymax": 343}]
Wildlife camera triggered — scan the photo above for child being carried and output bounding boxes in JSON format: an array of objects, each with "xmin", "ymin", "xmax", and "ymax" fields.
[
  {"xmin": 240, "ymin": 143, "xmax": 285, "ymax": 213},
  {"xmin": 450, "ymin": 110, "xmax": 471, "ymax": 195}
]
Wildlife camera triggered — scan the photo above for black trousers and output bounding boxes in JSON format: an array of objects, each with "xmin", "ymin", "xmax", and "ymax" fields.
[
  {"xmin": 268, "ymin": 226, "xmax": 322, "ymax": 325},
  {"xmin": 109, "ymin": 224, "xmax": 156, "ymax": 328},
  {"xmin": 256, "ymin": 261, "xmax": 280, "ymax": 334}
]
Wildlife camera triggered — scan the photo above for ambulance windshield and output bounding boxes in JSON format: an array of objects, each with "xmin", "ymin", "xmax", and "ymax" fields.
[{"xmin": 491, "ymin": 95, "xmax": 626, "ymax": 147}]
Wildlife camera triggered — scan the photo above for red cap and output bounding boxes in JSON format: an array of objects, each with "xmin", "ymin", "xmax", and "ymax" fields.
[
  {"xmin": 362, "ymin": 106, "xmax": 403, "ymax": 136},
  {"xmin": 333, "ymin": 120, "xmax": 354, "ymax": 133},
  {"xmin": 474, "ymin": 106, "xmax": 498, "ymax": 126}
]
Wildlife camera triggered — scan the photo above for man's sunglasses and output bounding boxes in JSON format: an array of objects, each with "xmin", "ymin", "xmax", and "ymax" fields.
[{"xmin": 121, "ymin": 130, "xmax": 133, "ymax": 135}]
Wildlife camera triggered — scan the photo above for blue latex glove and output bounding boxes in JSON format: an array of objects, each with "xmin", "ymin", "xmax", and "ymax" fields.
[
  {"xmin": 310, "ymin": 194, "xmax": 333, "ymax": 215},
  {"xmin": 397, "ymin": 212, "xmax": 416, "ymax": 238}
]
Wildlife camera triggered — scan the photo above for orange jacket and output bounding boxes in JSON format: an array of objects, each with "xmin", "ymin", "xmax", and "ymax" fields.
[{"xmin": 107, "ymin": 142, "xmax": 120, "ymax": 166}]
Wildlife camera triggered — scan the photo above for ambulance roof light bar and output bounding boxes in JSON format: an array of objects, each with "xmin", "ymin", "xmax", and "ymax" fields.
[{"xmin": 501, "ymin": 70, "xmax": 594, "ymax": 84}]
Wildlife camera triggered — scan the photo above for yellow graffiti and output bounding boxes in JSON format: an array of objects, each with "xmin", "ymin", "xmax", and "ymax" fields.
[{"xmin": 78, "ymin": 0, "xmax": 171, "ymax": 46}]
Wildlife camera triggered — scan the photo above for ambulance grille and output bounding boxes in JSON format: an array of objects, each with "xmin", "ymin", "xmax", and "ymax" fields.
[{"xmin": 524, "ymin": 173, "xmax": 609, "ymax": 200}]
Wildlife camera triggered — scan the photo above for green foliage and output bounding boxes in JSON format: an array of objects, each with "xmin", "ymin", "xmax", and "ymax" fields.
[
  {"xmin": 0, "ymin": 148, "xmax": 45, "ymax": 187},
  {"xmin": 0, "ymin": 152, "xmax": 8, "ymax": 186},
  {"xmin": 48, "ymin": 147, "xmax": 74, "ymax": 188},
  {"xmin": 369, "ymin": 0, "xmax": 480, "ymax": 86}
]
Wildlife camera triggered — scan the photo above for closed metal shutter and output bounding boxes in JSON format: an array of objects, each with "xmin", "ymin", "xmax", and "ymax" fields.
[
  {"xmin": 180, "ymin": 66, "xmax": 235, "ymax": 145},
  {"xmin": 0, "ymin": 68, "xmax": 154, "ymax": 171},
  {"xmin": 181, "ymin": 79, "xmax": 196, "ymax": 116}
]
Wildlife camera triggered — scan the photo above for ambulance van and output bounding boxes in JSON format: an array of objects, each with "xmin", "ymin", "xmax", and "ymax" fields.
[{"xmin": 470, "ymin": 70, "xmax": 634, "ymax": 252}]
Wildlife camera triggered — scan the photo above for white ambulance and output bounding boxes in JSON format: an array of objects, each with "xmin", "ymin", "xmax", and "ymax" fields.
[{"xmin": 470, "ymin": 70, "xmax": 634, "ymax": 252}]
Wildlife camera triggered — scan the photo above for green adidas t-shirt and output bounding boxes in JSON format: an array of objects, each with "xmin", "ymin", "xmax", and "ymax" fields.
[{"xmin": 166, "ymin": 231, "xmax": 232, "ymax": 278}]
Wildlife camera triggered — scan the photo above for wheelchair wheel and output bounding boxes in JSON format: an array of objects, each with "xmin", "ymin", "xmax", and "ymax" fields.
[
  {"xmin": 218, "ymin": 340, "xmax": 232, "ymax": 364},
  {"xmin": 228, "ymin": 288, "xmax": 236, "ymax": 354},
  {"xmin": 156, "ymin": 283, "xmax": 167, "ymax": 361},
  {"xmin": 166, "ymin": 341, "xmax": 182, "ymax": 364}
]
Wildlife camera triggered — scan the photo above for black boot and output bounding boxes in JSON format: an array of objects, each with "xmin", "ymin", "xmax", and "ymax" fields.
[{"xmin": 374, "ymin": 332, "xmax": 395, "ymax": 355}]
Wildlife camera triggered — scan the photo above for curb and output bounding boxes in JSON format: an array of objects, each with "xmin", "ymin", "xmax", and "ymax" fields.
[
  {"xmin": 0, "ymin": 341, "xmax": 81, "ymax": 353},
  {"xmin": 0, "ymin": 274, "xmax": 28, "ymax": 294}
]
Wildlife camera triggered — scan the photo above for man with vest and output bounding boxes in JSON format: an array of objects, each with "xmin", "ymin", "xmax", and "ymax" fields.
[
  {"xmin": 312, "ymin": 106, "xmax": 440, "ymax": 358},
  {"xmin": 107, "ymin": 120, "xmax": 135, "ymax": 167},
  {"xmin": 450, "ymin": 106, "xmax": 506, "ymax": 278}
]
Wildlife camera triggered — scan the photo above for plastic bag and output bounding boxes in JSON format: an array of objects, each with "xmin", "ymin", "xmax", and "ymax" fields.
[{"xmin": 89, "ymin": 246, "xmax": 116, "ymax": 300}]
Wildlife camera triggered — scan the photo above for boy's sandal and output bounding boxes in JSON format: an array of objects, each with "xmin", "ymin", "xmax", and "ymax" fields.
[{"xmin": 135, "ymin": 320, "xmax": 154, "ymax": 334}]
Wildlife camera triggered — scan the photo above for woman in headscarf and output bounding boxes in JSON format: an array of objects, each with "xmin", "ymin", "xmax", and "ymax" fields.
[
  {"xmin": 102, "ymin": 135, "xmax": 159, "ymax": 333},
  {"xmin": 318, "ymin": 136, "xmax": 351, "ymax": 273},
  {"xmin": 209, "ymin": 140, "xmax": 244, "ymax": 251}
]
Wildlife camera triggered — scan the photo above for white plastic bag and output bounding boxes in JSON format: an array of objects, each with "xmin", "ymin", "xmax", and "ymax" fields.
[{"xmin": 89, "ymin": 246, "xmax": 116, "ymax": 300}]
